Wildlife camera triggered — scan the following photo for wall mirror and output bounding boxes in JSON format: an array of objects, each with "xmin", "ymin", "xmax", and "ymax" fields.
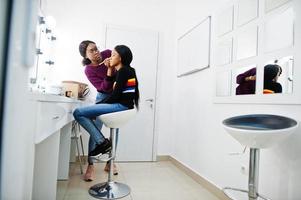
[
  {"xmin": 217, "ymin": 6, "xmax": 233, "ymax": 36},
  {"xmin": 234, "ymin": 65, "xmax": 256, "ymax": 95},
  {"xmin": 264, "ymin": 6, "xmax": 294, "ymax": 53},
  {"xmin": 216, "ymin": 70, "xmax": 232, "ymax": 96},
  {"xmin": 214, "ymin": 0, "xmax": 300, "ymax": 104},
  {"xmin": 237, "ymin": 0, "xmax": 258, "ymax": 26},
  {"xmin": 236, "ymin": 26, "xmax": 258, "ymax": 60},
  {"xmin": 216, "ymin": 38, "xmax": 232, "ymax": 66},
  {"xmin": 263, "ymin": 56, "xmax": 293, "ymax": 94},
  {"xmin": 265, "ymin": 0, "xmax": 291, "ymax": 13}
]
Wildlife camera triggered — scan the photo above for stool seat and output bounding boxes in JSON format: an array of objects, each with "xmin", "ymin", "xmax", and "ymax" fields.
[{"xmin": 98, "ymin": 108, "xmax": 137, "ymax": 128}]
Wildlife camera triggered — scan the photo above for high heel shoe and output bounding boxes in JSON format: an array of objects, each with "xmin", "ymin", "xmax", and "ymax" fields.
[
  {"xmin": 83, "ymin": 165, "xmax": 94, "ymax": 181},
  {"xmin": 104, "ymin": 162, "xmax": 118, "ymax": 175}
]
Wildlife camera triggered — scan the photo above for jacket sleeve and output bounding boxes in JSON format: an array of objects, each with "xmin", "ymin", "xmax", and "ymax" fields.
[
  {"xmin": 85, "ymin": 68, "xmax": 115, "ymax": 92},
  {"xmin": 236, "ymin": 68, "xmax": 256, "ymax": 84},
  {"xmin": 99, "ymin": 68, "xmax": 128, "ymax": 104}
]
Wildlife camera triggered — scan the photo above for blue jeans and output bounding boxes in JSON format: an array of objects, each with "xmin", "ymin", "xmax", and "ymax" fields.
[
  {"xmin": 92, "ymin": 93, "xmax": 119, "ymax": 164},
  {"xmin": 73, "ymin": 93, "xmax": 127, "ymax": 164},
  {"xmin": 91, "ymin": 92, "xmax": 109, "ymax": 160}
]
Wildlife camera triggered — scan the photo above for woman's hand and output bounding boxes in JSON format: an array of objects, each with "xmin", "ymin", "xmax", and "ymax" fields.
[
  {"xmin": 245, "ymin": 75, "xmax": 256, "ymax": 81},
  {"xmin": 105, "ymin": 58, "xmax": 115, "ymax": 77},
  {"xmin": 104, "ymin": 58, "xmax": 111, "ymax": 67}
]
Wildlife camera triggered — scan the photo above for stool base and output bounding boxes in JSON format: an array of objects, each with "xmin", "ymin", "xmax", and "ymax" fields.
[
  {"xmin": 89, "ymin": 181, "xmax": 130, "ymax": 199},
  {"xmin": 223, "ymin": 187, "xmax": 272, "ymax": 200}
]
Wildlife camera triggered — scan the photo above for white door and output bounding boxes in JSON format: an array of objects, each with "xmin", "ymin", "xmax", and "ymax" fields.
[{"xmin": 105, "ymin": 25, "xmax": 158, "ymax": 161}]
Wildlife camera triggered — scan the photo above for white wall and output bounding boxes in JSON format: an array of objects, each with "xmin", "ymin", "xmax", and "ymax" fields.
[
  {"xmin": 44, "ymin": 0, "xmax": 176, "ymax": 155},
  {"xmin": 171, "ymin": 0, "xmax": 301, "ymax": 200}
]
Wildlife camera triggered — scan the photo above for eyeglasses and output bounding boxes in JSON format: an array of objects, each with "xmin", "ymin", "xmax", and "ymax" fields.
[{"xmin": 87, "ymin": 47, "xmax": 99, "ymax": 54}]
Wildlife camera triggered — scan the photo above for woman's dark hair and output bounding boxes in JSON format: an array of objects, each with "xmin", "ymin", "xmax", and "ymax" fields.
[
  {"xmin": 114, "ymin": 45, "xmax": 140, "ymax": 108},
  {"xmin": 79, "ymin": 40, "xmax": 95, "ymax": 65},
  {"xmin": 114, "ymin": 45, "xmax": 133, "ymax": 66},
  {"xmin": 264, "ymin": 64, "xmax": 281, "ymax": 82}
]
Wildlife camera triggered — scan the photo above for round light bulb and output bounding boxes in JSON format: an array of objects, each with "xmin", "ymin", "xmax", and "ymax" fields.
[{"xmin": 45, "ymin": 16, "xmax": 56, "ymax": 29}]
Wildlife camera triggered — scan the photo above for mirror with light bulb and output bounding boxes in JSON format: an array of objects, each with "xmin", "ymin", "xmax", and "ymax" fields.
[{"xmin": 28, "ymin": 5, "xmax": 57, "ymax": 93}]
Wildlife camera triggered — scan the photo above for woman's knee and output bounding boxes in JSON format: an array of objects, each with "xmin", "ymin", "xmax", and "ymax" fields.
[{"xmin": 73, "ymin": 108, "xmax": 81, "ymax": 119}]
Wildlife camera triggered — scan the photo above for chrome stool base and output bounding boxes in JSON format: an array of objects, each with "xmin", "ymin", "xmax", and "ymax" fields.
[
  {"xmin": 223, "ymin": 187, "xmax": 271, "ymax": 200},
  {"xmin": 89, "ymin": 181, "xmax": 130, "ymax": 199},
  {"xmin": 223, "ymin": 149, "xmax": 272, "ymax": 200}
]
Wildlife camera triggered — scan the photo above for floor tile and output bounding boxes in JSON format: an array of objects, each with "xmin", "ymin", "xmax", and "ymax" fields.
[{"xmin": 57, "ymin": 161, "xmax": 221, "ymax": 200}]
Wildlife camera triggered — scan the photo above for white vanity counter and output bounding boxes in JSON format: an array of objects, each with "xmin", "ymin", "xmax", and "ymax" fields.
[
  {"xmin": 30, "ymin": 92, "xmax": 83, "ymax": 200},
  {"xmin": 29, "ymin": 92, "xmax": 82, "ymax": 103},
  {"xmin": 30, "ymin": 92, "xmax": 81, "ymax": 144}
]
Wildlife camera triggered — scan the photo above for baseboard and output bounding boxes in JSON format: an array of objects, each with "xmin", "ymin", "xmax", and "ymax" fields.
[
  {"xmin": 157, "ymin": 155, "xmax": 230, "ymax": 200},
  {"xmin": 156, "ymin": 155, "xmax": 170, "ymax": 161}
]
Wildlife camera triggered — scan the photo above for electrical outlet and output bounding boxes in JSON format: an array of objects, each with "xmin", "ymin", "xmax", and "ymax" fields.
[{"xmin": 240, "ymin": 164, "xmax": 248, "ymax": 175}]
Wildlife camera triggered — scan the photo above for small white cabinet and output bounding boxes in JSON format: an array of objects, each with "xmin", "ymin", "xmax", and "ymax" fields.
[
  {"xmin": 30, "ymin": 93, "xmax": 81, "ymax": 200},
  {"xmin": 35, "ymin": 102, "xmax": 66, "ymax": 144}
]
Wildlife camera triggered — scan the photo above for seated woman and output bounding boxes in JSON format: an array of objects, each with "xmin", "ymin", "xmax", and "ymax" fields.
[
  {"xmin": 263, "ymin": 64, "xmax": 282, "ymax": 94},
  {"xmin": 78, "ymin": 40, "xmax": 115, "ymax": 180},
  {"xmin": 73, "ymin": 44, "xmax": 139, "ymax": 162}
]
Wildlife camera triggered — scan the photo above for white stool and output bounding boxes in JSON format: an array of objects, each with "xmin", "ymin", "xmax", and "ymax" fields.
[
  {"xmin": 71, "ymin": 121, "xmax": 85, "ymax": 174},
  {"xmin": 89, "ymin": 108, "xmax": 137, "ymax": 199},
  {"xmin": 222, "ymin": 114, "xmax": 298, "ymax": 200}
]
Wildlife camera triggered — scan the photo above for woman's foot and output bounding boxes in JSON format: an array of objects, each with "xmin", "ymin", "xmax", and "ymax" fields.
[
  {"xmin": 83, "ymin": 165, "xmax": 94, "ymax": 182},
  {"xmin": 89, "ymin": 139, "xmax": 111, "ymax": 157},
  {"xmin": 104, "ymin": 162, "xmax": 118, "ymax": 175}
]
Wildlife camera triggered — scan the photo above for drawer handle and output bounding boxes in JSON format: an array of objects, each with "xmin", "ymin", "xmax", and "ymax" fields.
[{"xmin": 52, "ymin": 116, "xmax": 60, "ymax": 120}]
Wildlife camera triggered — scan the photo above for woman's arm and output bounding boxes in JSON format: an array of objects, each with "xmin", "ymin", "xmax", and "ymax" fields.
[
  {"xmin": 236, "ymin": 68, "xmax": 256, "ymax": 84},
  {"xmin": 85, "ymin": 67, "xmax": 115, "ymax": 93},
  {"xmin": 99, "ymin": 68, "xmax": 128, "ymax": 103}
]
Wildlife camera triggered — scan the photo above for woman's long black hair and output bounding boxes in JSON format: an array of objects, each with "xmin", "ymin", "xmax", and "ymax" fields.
[
  {"xmin": 114, "ymin": 45, "xmax": 140, "ymax": 109},
  {"xmin": 79, "ymin": 40, "xmax": 95, "ymax": 65},
  {"xmin": 264, "ymin": 64, "xmax": 281, "ymax": 83}
]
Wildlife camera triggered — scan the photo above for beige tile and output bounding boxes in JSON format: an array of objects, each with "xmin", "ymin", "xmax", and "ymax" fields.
[
  {"xmin": 56, "ymin": 180, "xmax": 68, "ymax": 200},
  {"xmin": 64, "ymin": 193, "xmax": 132, "ymax": 200},
  {"xmin": 58, "ymin": 161, "xmax": 221, "ymax": 200}
]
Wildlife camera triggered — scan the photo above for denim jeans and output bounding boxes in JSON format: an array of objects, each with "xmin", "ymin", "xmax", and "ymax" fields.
[
  {"xmin": 90, "ymin": 92, "xmax": 109, "ymax": 158},
  {"xmin": 73, "ymin": 102, "xmax": 127, "ymax": 164},
  {"xmin": 92, "ymin": 93, "xmax": 119, "ymax": 164}
]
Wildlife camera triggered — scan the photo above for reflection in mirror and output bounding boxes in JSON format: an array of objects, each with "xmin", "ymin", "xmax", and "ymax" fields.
[
  {"xmin": 216, "ymin": 71, "xmax": 232, "ymax": 96},
  {"xmin": 264, "ymin": 6, "xmax": 294, "ymax": 53},
  {"xmin": 263, "ymin": 56, "xmax": 293, "ymax": 94},
  {"xmin": 236, "ymin": 27, "xmax": 258, "ymax": 60},
  {"xmin": 235, "ymin": 65, "xmax": 256, "ymax": 95},
  {"xmin": 216, "ymin": 38, "xmax": 232, "ymax": 66},
  {"xmin": 217, "ymin": 6, "xmax": 233, "ymax": 36},
  {"xmin": 265, "ymin": 0, "xmax": 291, "ymax": 13}
]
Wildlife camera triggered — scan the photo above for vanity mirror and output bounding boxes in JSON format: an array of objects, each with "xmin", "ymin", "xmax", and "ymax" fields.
[{"xmin": 29, "ymin": 13, "xmax": 57, "ymax": 92}]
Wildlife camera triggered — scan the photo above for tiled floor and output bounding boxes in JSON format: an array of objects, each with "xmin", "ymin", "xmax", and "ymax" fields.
[{"xmin": 57, "ymin": 161, "xmax": 220, "ymax": 200}]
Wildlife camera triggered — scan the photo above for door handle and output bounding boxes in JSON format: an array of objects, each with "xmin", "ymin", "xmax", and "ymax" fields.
[{"xmin": 145, "ymin": 98, "xmax": 154, "ymax": 102}]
